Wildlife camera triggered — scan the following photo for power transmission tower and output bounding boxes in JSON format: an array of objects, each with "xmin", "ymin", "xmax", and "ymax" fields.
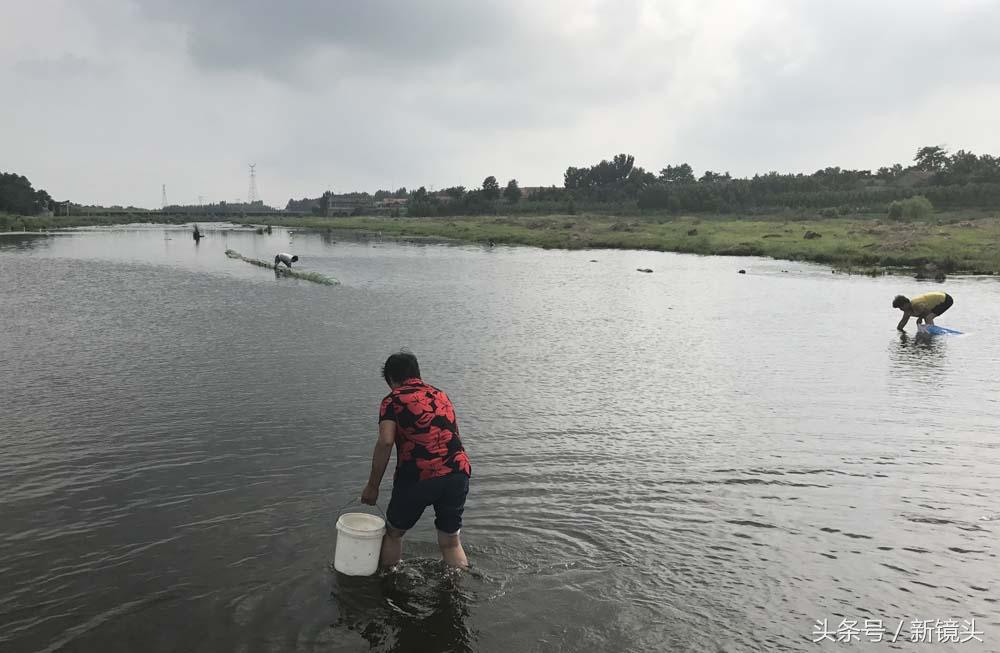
[
  {"xmin": 247, "ymin": 164, "xmax": 258, "ymax": 204},
  {"xmin": 162, "ymin": 184, "xmax": 167, "ymax": 209}
]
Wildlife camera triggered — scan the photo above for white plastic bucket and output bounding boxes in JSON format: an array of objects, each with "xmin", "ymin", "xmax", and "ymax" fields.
[{"xmin": 334, "ymin": 512, "xmax": 386, "ymax": 576}]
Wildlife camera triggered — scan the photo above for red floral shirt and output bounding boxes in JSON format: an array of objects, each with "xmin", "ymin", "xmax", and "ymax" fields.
[{"xmin": 379, "ymin": 378, "xmax": 471, "ymax": 484}]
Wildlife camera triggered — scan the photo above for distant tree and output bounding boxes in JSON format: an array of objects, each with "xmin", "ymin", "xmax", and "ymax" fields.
[
  {"xmin": 624, "ymin": 167, "xmax": 656, "ymax": 196},
  {"xmin": 699, "ymin": 170, "xmax": 731, "ymax": 183},
  {"xmin": 876, "ymin": 164, "xmax": 904, "ymax": 181},
  {"xmin": 393, "ymin": 187, "xmax": 408, "ymax": 198},
  {"xmin": 411, "ymin": 186, "xmax": 428, "ymax": 202},
  {"xmin": 564, "ymin": 166, "xmax": 589, "ymax": 190},
  {"xmin": 0, "ymin": 172, "xmax": 53, "ymax": 215},
  {"xmin": 503, "ymin": 179, "xmax": 522, "ymax": 203},
  {"xmin": 659, "ymin": 164, "xmax": 695, "ymax": 183},
  {"xmin": 948, "ymin": 150, "xmax": 979, "ymax": 176},
  {"xmin": 979, "ymin": 154, "xmax": 1000, "ymax": 181},
  {"xmin": 611, "ymin": 154, "xmax": 635, "ymax": 182},
  {"xmin": 444, "ymin": 186, "xmax": 466, "ymax": 200},
  {"xmin": 587, "ymin": 154, "xmax": 634, "ymax": 187},
  {"xmin": 562, "ymin": 153, "xmax": 641, "ymax": 202},
  {"xmin": 482, "ymin": 176, "xmax": 500, "ymax": 200},
  {"xmin": 33, "ymin": 188, "xmax": 52, "ymax": 213},
  {"xmin": 914, "ymin": 146, "xmax": 949, "ymax": 172},
  {"xmin": 931, "ymin": 150, "xmax": 1000, "ymax": 185}
]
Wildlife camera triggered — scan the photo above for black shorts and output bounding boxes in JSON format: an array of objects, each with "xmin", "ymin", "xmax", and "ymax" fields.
[
  {"xmin": 387, "ymin": 472, "xmax": 469, "ymax": 534},
  {"xmin": 932, "ymin": 294, "xmax": 954, "ymax": 317}
]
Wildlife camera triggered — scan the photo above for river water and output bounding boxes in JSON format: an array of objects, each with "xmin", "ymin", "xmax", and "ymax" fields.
[{"xmin": 0, "ymin": 225, "xmax": 997, "ymax": 652}]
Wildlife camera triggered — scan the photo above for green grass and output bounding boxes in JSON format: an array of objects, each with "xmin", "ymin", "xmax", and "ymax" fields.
[
  {"xmin": 260, "ymin": 211, "xmax": 1000, "ymax": 274},
  {"xmin": 224, "ymin": 249, "xmax": 339, "ymax": 285}
]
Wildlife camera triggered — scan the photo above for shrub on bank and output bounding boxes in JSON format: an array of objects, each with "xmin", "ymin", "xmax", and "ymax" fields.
[{"xmin": 887, "ymin": 195, "xmax": 934, "ymax": 221}]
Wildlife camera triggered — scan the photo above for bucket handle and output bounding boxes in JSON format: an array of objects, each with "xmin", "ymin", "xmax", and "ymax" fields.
[{"xmin": 336, "ymin": 498, "xmax": 386, "ymax": 521}]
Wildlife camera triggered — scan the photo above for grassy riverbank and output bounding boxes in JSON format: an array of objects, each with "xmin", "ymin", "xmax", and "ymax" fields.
[
  {"xmin": 261, "ymin": 211, "xmax": 1000, "ymax": 275},
  {"xmin": 5, "ymin": 211, "xmax": 999, "ymax": 274}
]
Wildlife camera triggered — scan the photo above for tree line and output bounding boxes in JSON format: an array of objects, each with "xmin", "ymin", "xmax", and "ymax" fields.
[
  {"xmin": 569, "ymin": 146, "xmax": 1000, "ymax": 213},
  {"xmin": 7, "ymin": 145, "xmax": 1000, "ymax": 220},
  {"xmin": 0, "ymin": 173, "xmax": 54, "ymax": 216},
  {"xmin": 633, "ymin": 146, "xmax": 1000, "ymax": 213},
  {"xmin": 290, "ymin": 145, "xmax": 1000, "ymax": 218}
]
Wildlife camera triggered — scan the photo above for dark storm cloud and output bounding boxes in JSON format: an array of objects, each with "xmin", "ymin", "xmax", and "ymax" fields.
[
  {"xmin": 131, "ymin": 0, "xmax": 674, "ymax": 100},
  {"xmin": 133, "ymin": 0, "xmax": 520, "ymax": 74},
  {"xmin": 128, "ymin": 0, "xmax": 688, "ymax": 141}
]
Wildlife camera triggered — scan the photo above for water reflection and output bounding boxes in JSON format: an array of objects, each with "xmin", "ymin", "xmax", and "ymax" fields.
[
  {"xmin": 0, "ymin": 232, "xmax": 52, "ymax": 251},
  {"xmin": 332, "ymin": 561, "xmax": 475, "ymax": 653},
  {"xmin": 893, "ymin": 330, "xmax": 945, "ymax": 358},
  {"xmin": 888, "ymin": 331, "xmax": 948, "ymax": 390}
]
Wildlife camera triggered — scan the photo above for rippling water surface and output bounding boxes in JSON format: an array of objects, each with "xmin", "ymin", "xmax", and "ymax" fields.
[{"xmin": 1, "ymin": 225, "xmax": 997, "ymax": 652}]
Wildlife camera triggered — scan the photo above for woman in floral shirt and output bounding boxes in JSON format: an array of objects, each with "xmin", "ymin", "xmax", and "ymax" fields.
[{"xmin": 361, "ymin": 352, "xmax": 471, "ymax": 568}]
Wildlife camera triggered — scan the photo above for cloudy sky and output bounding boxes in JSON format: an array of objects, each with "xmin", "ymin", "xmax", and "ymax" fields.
[{"xmin": 3, "ymin": 0, "xmax": 999, "ymax": 208}]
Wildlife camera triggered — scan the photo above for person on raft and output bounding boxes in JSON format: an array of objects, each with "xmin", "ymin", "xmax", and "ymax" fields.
[
  {"xmin": 893, "ymin": 291, "xmax": 954, "ymax": 331},
  {"xmin": 361, "ymin": 352, "xmax": 472, "ymax": 569},
  {"xmin": 274, "ymin": 252, "xmax": 298, "ymax": 268}
]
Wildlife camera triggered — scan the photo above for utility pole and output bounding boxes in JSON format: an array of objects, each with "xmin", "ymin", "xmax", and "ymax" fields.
[{"xmin": 247, "ymin": 164, "xmax": 258, "ymax": 204}]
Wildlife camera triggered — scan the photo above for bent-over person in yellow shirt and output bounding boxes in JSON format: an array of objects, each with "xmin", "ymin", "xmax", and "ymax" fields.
[{"xmin": 893, "ymin": 291, "xmax": 954, "ymax": 332}]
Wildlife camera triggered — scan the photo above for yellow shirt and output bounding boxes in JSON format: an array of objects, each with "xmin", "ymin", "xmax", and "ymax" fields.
[{"xmin": 909, "ymin": 292, "xmax": 947, "ymax": 316}]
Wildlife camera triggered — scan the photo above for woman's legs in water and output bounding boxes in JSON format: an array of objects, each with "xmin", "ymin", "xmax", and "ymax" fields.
[
  {"xmin": 380, "ymin": 527, "xmax": 405, "ymax": 567},
  {"xmin": 437, "ymin": 530, "xmax": 468, "ymax": 569},
  {"xmin": 379, "ymin": 528, "xmax": 467, "ymax": 569}
]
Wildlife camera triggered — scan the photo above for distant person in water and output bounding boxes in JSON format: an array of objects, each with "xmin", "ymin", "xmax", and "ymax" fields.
[
  {"xmin": 893, "ymin": 291, "xmax": 954, "ymax": 331},
  {"xmin": 274, "ymin": 253, "xmax": 298, "ymax": 268},
  {"xmin": 361, "ymin": 352, "xmax": 472, "ymax": 569}
]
